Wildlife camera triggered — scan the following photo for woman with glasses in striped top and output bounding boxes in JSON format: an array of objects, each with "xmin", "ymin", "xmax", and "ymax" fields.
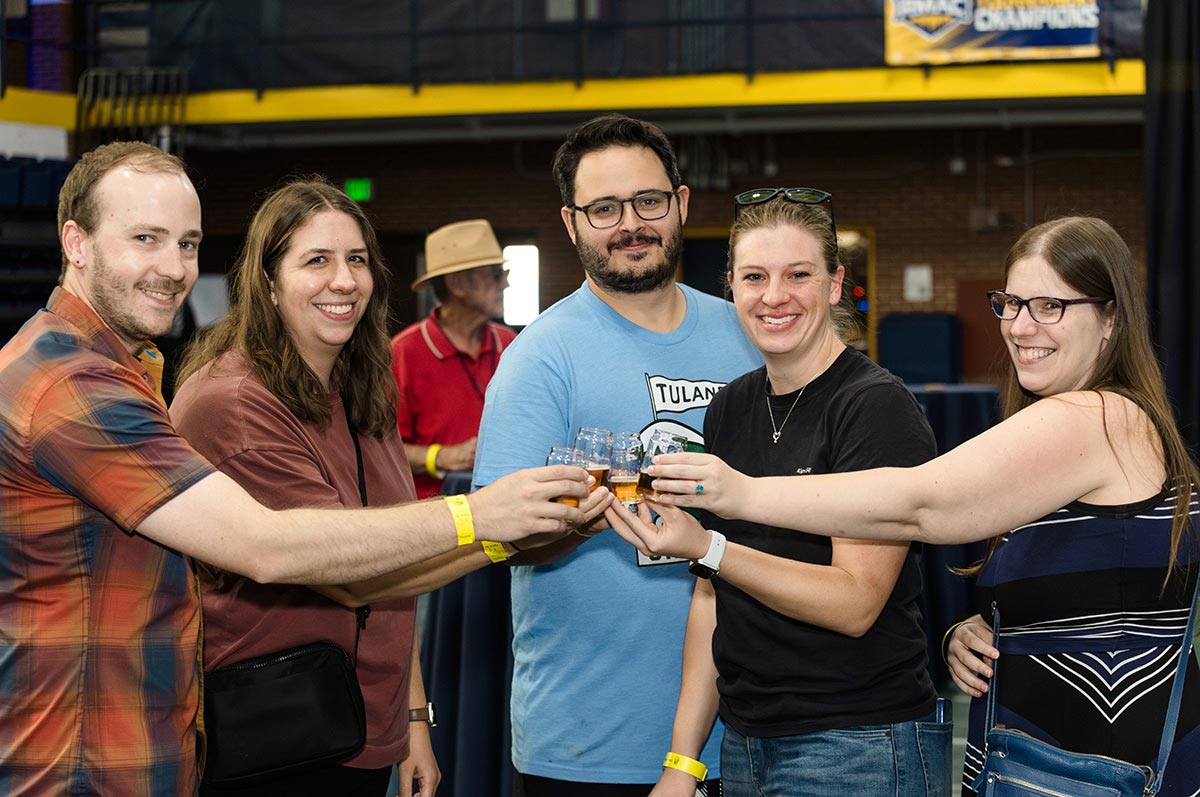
[{"xmin": 615, "ymin": 215, "xmax": 1200, "ymax": 797}]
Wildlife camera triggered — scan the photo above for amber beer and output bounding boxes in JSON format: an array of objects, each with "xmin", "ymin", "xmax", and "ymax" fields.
[
  {"xmin": 610, "ymin": 474, "xmax": 640, "ymax": 504},
  {"xmin": 587, "ymin": 464, "xmax": 611, "ymax": 491},
  {"xmin": 636, "ymin": 471, "xmax": 662, "ymax": 502},
  {"xmin": 546, "ymin": 445, "xmax": 585, "ymax": 506}
]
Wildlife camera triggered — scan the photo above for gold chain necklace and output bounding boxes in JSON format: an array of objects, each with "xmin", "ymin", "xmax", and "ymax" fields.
[{"xmin": 766, "ymin": 383, "xmax": 806, "ymax": 444}]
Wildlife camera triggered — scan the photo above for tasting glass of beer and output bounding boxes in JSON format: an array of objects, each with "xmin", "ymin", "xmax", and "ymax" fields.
[
  {"xmin": 546, "ymin": 446, "xmax": 586, "ymax": 506},
  {"xmin": 610, "ymin": 433, "xmax": 643, "ymax": 509},
  {"xmin": 637, "ymin": 430, "xmax": 687, "ymax": 501},
  {"xmin": 573, "ymin": 426, "xmax": 613, "ymax": 491}
]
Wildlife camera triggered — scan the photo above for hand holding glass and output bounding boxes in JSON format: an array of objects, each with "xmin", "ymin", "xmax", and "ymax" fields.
[
  {"xmin": 574, "ymin": 426, "xmax": 613, "ymax": 491},
  {"xmin": 610, "ymin": 432, "xmax": 643, "ymax": 507},
  {"xmin": 546, "ymin": 446, "xmax": 586, "ymax": 506},
  {"xmin": 637, "ymin": 430, "xmax": 687, "ymax": 501}
]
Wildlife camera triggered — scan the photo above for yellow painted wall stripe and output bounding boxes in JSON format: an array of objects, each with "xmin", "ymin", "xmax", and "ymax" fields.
[
  {"xmin": 1, "ymin": 59, "xmax": 1143, "ymax": 130},
  {"xmin": 186, "ymin": 60, "xmax": 1146, "ymax": 125},
  {"xmin": 0, "ymin": 87, "xmax": 76, "ymax": 128}
]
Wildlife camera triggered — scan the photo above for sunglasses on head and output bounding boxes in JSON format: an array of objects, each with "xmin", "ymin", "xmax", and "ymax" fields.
[{"xmin": 733, "ymin": 187, "xmax": 837, "ymax": 248}]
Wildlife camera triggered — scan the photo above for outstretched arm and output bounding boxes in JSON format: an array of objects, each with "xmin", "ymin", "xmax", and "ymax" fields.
[
  {"xmin": 646, "ymin": 394, "xmax": 1120, "ymax": 546},
  {"xmin": 316, "ymin": 484, "xmax": 611, "ymax": 604},
  {"xmin": 138, "ymin": 466, "xmax": 595, "ymax": 585}
]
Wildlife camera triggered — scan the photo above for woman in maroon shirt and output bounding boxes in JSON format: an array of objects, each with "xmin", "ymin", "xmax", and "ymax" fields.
[{"xmin": 172, "ymin": 178, "xmax": 534, "ymax": 796}]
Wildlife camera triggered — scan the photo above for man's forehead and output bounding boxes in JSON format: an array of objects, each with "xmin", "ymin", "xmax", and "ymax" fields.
[
  {"xmin": 574, "ymin": 145, "xmax": 669, "ymax": 198},
  {"xmin": 93, "ymin": 164, "xmax": 200, "ymax": 222},
  {"xmin": 96, "ymin": 163, "xmax": 194, "ymax": 194}
]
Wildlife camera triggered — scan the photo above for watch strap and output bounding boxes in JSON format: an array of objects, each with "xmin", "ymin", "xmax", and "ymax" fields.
[
  {"xmin": 409, "ymin": 701, "xmax": 437, "ymax": 727},
  {"xmin": 689, "ymin": 529, "xmax": 726, "ymax": 577}
]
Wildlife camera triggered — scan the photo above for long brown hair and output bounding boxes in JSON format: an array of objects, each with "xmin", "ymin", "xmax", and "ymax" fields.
[
  {"xmin": 178, "ymin": 177, "xmax": 397, "ymax": 436},
  {"xmin": 726, "ymin": 196, "xmax": 861, "ymax": 343},
  {"xmin": 967, "ymin": 216, "xmax": 1199, "ymax": 581}
]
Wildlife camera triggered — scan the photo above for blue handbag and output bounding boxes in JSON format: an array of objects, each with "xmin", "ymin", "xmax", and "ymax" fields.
[{"xmin": 971, "ymin": 578, "xmax": 1198, "ymax": 797}]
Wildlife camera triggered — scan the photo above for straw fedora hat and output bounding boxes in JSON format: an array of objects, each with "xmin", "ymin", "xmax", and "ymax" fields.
[{"xmin": 412, "ymin": 219, "xmax": 507, "ymax": 291}]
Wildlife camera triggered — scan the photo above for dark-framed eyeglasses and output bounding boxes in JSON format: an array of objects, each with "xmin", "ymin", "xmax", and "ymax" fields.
[
  {"xmin": 568, "ymin": 189, "xmax": 678, "ymax": 230},
  {"xmin": 987, "ymin": 290, "xmax": 1112, "ymax": 325},
  {"xmin": 733, "ymin": 187, "xmax": 837, "ymax": 247}
]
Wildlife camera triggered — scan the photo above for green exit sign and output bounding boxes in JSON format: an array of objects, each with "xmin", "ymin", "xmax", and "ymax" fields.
[{"xmin": 344, "ymin": 178, "xmax": 373, "ymax": 203}]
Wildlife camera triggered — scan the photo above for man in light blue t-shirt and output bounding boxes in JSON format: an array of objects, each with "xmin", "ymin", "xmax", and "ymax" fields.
[{"xmin": 474, "ymin": 114, "xmax": 761, "ymax": 797}]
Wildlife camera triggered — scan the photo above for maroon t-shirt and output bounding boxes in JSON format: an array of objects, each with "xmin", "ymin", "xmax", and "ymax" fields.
[{"xmin": 170, "ymin": 350, "xmax": 418, "ymax": 768}]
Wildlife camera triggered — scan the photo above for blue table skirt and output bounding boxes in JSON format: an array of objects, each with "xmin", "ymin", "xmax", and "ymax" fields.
[
  {"xmin": 909, "ymin": 384, "xmax": 1000, "ymax": 686},
  {"xmin": 418, "ymin": 470, "xmax": 515, "ymax": 797}
]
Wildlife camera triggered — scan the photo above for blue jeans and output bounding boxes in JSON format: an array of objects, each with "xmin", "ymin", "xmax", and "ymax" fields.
[{"xmin": 720, "ymin": 711, "xmax": 952, "ymax": 797}]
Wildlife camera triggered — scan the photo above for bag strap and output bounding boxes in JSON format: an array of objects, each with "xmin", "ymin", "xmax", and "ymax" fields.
[
  {"xmin": 1149, "ymin": 573, "xmax": 1199, "ymax": 793},
  {"xmin": 343, "ymin": 395, "xmax": 371, "ymax": 668},
  {"xmin": 984, "ymin": 573, "xmax": 1199, "ymax": 792}
]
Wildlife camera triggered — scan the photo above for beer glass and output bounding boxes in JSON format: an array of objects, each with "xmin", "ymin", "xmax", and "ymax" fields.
[
  {"xmin": 610, "ymin": 432, "xmax": 643, "ymax": 508},
  {"xmin": 546, "ymin": 446, "xmax": 586, "ymax": 506},
  {"xmin": 573, "ymin": 426, "xmax": 613, "ymax": 491},
  {"xmin": 637, "ymin": 430, "xmax": 687, "ymax": 501}
]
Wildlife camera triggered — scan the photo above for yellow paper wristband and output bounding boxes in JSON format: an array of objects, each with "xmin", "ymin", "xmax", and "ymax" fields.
[
  {"xmin": 425, "ymin": 444, "xmax": 443, "ymax": 478},
  {"xmin": 443, "ymin": 494, "xmax": 475, "ymax": 546},
  {"xmin": 481, "ymin": 541, "xmax": 509, "ymax": 563},
  {"xmin": 662, "ymin": 752, "xmax": 707, "ymax": 781}
]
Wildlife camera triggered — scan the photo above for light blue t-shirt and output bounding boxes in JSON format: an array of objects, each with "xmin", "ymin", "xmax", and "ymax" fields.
[{"xmin": 474, "ymin": 280, "xmax": 761, "ymax": 784}]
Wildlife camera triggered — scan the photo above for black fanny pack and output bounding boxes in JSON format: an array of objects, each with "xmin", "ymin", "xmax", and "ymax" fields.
[{"xmin": 202, "ymin": 633, "xmax": 367, "ymax": 787}]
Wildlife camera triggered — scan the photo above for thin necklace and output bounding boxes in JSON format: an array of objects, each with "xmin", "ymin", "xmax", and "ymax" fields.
[
  {"xmin": 766, "ymin": 345, "xmax": 840, "ymax": 444},
  {"xmin": 766, "ymin": 383, "xmax": 805, "ymax": 444}
]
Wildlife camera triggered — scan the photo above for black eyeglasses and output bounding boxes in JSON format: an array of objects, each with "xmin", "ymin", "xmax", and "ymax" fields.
[
  {"xmin": 734, "ymin": 187, "xmax": 837, "ymax": 248},
  {"xmin": 987, "ymin": 291, "xmax": 1112, "ymax": 325},
  {"xmin": 568, "ymin": 190, "xmax": 677, "ymax": 230}
]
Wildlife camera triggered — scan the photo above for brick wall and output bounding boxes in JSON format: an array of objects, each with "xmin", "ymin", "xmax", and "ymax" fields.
[{"xmin": 186, "ymin": 122, "xmax": 1144, "ymax": 347}]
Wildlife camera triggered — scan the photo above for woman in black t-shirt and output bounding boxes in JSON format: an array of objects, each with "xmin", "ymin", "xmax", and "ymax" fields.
[{"xmin": 609, "ymin": 190, "xmax": 950, "ymax": 797}]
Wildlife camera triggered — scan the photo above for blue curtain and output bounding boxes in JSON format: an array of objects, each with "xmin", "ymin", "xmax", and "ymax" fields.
[
  {"xmin": 418, "ymin": 471, "xmax": 515, "ymax": 797},
  {"xmin": 419, "ymin": 565, "xmax": 514, "ymax": 797},
  {"xmin": 1145, "ymin": 0, "xmax": 1200, "ymax": 455}
]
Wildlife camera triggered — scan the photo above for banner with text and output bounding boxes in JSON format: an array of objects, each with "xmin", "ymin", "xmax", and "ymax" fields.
[{"xmin": 885, "ymin": 0, "xmax": 1102, "ymax": 65}]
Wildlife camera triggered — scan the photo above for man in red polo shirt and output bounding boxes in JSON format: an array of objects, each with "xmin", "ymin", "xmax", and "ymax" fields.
[{"xmin": 391, "ymin": 219, "xmax": 517, "ymax": 498}]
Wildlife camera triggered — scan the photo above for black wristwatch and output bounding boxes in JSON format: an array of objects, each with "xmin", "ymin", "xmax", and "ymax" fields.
[
  {"xmin": 409, "ymin": 701, "xmax": 437, "ymax": 727},
  {"xmin": 687, "ymin": 530, "xmax": 727, "ymax": 579}
]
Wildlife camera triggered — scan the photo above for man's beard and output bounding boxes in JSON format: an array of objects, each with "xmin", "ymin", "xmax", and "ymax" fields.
[
  {"xmin": 575, "ymin": 217, "xmax": 683, "ymax": 295},
  {"xmin": 89, "ymin": 247, "xmax": 188, "ymax": 347}
]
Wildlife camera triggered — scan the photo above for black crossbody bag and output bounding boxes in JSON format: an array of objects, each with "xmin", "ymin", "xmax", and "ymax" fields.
[{"xmin": 202, "ymin": 403, "xmax": 372, "ymax": 787}]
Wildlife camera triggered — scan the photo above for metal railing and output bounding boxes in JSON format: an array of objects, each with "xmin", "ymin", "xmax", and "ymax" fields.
[
  {"xmin": 75, "ymin": 67, "xmax": 187, "ymax": 156},
  {"xmin": 2, "ymin": 0, "xmax": 1144, "ymax": 101}
]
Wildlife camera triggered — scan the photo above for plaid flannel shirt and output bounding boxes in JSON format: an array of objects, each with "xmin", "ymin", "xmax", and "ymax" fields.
[{"xmin": 0, "ymin": 288, "xmax": 214, "ymax": 796}]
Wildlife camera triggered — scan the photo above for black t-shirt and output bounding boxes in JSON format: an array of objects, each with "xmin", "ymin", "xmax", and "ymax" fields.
[{"xmin": 705, "ymin": 347, "xmax": 938, "ymax": 738}]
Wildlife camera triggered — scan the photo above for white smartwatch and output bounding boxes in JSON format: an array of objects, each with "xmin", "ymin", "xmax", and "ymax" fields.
[{"xmin": 687, "ymin": 530, "xmax": 727, "ymax": 579}]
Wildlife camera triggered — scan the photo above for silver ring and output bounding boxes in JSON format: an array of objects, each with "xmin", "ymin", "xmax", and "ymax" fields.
[{"xmin": 695, "ymin": 483, "xmax": 704, "ymax": 495}]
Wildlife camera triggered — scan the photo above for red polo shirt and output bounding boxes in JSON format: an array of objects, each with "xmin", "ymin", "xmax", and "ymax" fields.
[{"xmin": 390, "ymin": 307, "xmax": 516, "ymax": 497}]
